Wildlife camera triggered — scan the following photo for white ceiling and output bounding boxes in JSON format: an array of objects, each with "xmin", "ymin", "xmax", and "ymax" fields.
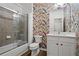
[
  {"xmin": 0, "ymin": 3, "xmax": 32, "ymax": 15},
  {"xmin": 17, "ymin": 3, "xmax": 32, "ymax": 14}
]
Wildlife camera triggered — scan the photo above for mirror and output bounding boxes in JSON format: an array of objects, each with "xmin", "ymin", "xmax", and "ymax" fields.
[
  {"xmin": 49, "ymin": 3, "xmax": 79, "ymax": 33},
  {"xmin": 53, "ymin": 18, "xmax": 63, "ymax": 32}
]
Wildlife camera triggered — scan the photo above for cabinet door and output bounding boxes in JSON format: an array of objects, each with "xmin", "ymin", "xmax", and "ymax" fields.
[
  {"xmin": 47, "ymin": 36, "xmax": 59, "ymax": 56},
  {"xmin": 59, "ymin": 42, "xmax": 76, "ymax": 56}
]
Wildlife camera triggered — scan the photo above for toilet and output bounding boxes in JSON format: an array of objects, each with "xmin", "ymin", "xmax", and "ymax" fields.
[{"xmin": 29, "ymin": 35, "xmax": 42, "ymax": 56}]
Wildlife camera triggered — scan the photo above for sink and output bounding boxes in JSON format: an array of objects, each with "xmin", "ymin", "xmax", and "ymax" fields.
[{"xmin": 47, "ymin": 32, "xmax": 76, "ymax": 37}]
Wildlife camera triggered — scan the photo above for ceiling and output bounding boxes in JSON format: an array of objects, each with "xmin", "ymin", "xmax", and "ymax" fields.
[{"xmin": 0, "ymin": 3, "xmax": 32, "ymax": 15}]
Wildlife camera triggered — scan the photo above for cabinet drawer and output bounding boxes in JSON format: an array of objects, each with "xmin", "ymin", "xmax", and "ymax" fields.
[
  {"xmin": 59, "ymin": 37, "xmax": 76, "ymax": 44},
  {"xmin": 47, "ymin": 36, "xmax": 59, "ymax": 41}
]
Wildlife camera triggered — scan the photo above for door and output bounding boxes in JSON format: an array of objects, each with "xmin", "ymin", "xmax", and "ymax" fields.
[
  {"xmin": 59, "ymin": 42, "xmax": 76, "ymax": 56},
  {"xmin": 47, "ymin": 36, "xmax": 59, "ymax": 56}
]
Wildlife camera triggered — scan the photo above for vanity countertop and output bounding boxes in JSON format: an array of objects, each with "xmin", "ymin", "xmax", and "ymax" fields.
[{"xmin": 47, "ymin": 32, "xmax": 76, "ymax": 38}]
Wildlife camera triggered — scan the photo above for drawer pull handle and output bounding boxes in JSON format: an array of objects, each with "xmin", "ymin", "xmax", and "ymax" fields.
[
  {"xmin": 56, "ymin": 43, "xmax": 59, "ymax": 45},
  {"xmin": 61, "ymin": 44, "xmax": 63, "ymax": 46}
]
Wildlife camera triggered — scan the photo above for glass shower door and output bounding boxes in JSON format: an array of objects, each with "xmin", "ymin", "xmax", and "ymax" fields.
[
  {"xmin": 0, "ymin": 6, "xmax": 28, "ymax": 54},
  {"xmin": 13, "ymin": 14, "xmax": 28, "ymax": 47}
]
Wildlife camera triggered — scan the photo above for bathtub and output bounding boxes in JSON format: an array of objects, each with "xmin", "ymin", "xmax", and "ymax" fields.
[{"xmin": 0, "ymin": 42, "xmax": 28, "ymax": 56}]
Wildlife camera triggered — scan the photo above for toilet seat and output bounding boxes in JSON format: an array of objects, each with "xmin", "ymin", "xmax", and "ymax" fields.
[
  {"xmin": 29, "ymin": 35, "xmax": 42, "ymax": 56},
  {"xmin": 29, "ymin": 43, "xmax": 39, "ymax": 50}
]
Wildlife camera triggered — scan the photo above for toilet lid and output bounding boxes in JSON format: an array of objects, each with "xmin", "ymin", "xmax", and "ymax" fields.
[{"xmin": 30, "ymin": 43, "xmax": 39, "ymax": 48}]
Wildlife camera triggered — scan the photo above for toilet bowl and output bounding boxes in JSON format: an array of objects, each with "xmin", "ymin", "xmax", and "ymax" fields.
[{"xmin": 29, "ymin": 35, "xmax": 42, "ymax": 56}]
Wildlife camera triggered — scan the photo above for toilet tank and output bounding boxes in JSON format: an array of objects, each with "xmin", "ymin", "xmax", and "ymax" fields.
[{"xmin": 34, "ymin": 35, "xmax": 42, "ymax": 43}]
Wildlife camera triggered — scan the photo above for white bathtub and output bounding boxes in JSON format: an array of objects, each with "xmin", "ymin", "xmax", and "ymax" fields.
[
  {"xmin": 0, "ymin": 43, "xmax": 18, "ymax": 54},
  {"xmin": 0, "ymin": 43, "xmax": 28, "ymax": 56}
]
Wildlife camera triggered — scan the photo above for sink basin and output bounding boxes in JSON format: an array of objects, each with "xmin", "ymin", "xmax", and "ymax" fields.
[{"xmin": 47, "ymin": 32, "xmax": 76, "ymax": 37}]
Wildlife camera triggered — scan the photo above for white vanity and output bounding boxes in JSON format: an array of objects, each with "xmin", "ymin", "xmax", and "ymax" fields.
[{"xmin": 47, "ymin": 32, "xmax": 77, "ymax": 56}]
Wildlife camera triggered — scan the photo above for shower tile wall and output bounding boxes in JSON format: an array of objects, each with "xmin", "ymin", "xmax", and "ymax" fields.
[
  {"xmin": 0, "ymin": 15, "xmax": 14, "ymax": 47},
  {"xmin": 33, "ymin": 3, "xmax": 53, "ymax": 48}
]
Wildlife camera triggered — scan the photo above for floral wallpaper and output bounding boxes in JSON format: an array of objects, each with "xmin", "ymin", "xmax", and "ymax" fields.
[{"xmin": 33, "ymin": 3, "xmax": 53, "ymax": 48}]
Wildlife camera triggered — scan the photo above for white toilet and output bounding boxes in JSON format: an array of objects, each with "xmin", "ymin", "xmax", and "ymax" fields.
[{"xmin": 29, "ymin": 35, "xmax": 42, "ymax": 56}]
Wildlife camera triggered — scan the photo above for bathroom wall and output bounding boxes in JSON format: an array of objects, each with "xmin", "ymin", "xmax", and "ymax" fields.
[
  {"xmin": 64, "ymin": 3, "xmax": 79, "ymax": 32},
  {"xmin": 28, "ymin": 13, "xmax": 33, "ymax": 45},
  {"xmin": 33, "ymin": 3, "xmax": 53, "ymax": 48}
]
